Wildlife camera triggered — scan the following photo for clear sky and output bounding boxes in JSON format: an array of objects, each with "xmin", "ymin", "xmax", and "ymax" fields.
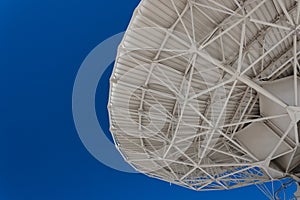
[{"xmin": 0, "ymin": 0, "xmax": 296, "ymax": 199}]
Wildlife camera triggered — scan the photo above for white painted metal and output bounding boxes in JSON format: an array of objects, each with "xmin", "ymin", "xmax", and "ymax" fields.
[{"xmin": 108, "ymin": 0, "xmax": 300, "ymax": 195}]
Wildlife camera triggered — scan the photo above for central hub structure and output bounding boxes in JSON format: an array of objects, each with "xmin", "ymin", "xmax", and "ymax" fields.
[{"xmin": 287, "ymin": 106, "xmax": 300, "ymax": 123}]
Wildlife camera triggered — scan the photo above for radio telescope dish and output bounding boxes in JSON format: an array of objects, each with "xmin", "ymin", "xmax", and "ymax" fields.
[{"xmin": 108, "ymin": 0, "xmax": 300, "ymax": 195}]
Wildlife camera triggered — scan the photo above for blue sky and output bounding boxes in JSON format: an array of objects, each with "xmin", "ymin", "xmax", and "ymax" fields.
[{"xmin": 0, "ymin": 0, "xmax": 295, "ymax": 199}]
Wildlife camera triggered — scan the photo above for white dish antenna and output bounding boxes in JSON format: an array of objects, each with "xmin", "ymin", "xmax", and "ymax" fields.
[{"xmin": 108, "ymin": 0, "xmax": 300, "ymax": 197}]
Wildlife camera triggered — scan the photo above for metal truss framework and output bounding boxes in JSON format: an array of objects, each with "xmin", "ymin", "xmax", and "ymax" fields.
[{"xmin": 108, "ymin": 0, "xmax": 300, "ymax": 194}]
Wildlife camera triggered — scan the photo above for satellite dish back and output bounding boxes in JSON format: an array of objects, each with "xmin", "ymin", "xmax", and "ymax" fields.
[{"xmin": 108, "ymin": 0, "xmax": 300, "ymax": 197}]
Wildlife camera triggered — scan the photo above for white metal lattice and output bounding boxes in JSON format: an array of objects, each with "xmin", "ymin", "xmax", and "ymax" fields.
[{"xmin": 108, "ymin": 0, "xmax": 300, "ymax": 194}]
